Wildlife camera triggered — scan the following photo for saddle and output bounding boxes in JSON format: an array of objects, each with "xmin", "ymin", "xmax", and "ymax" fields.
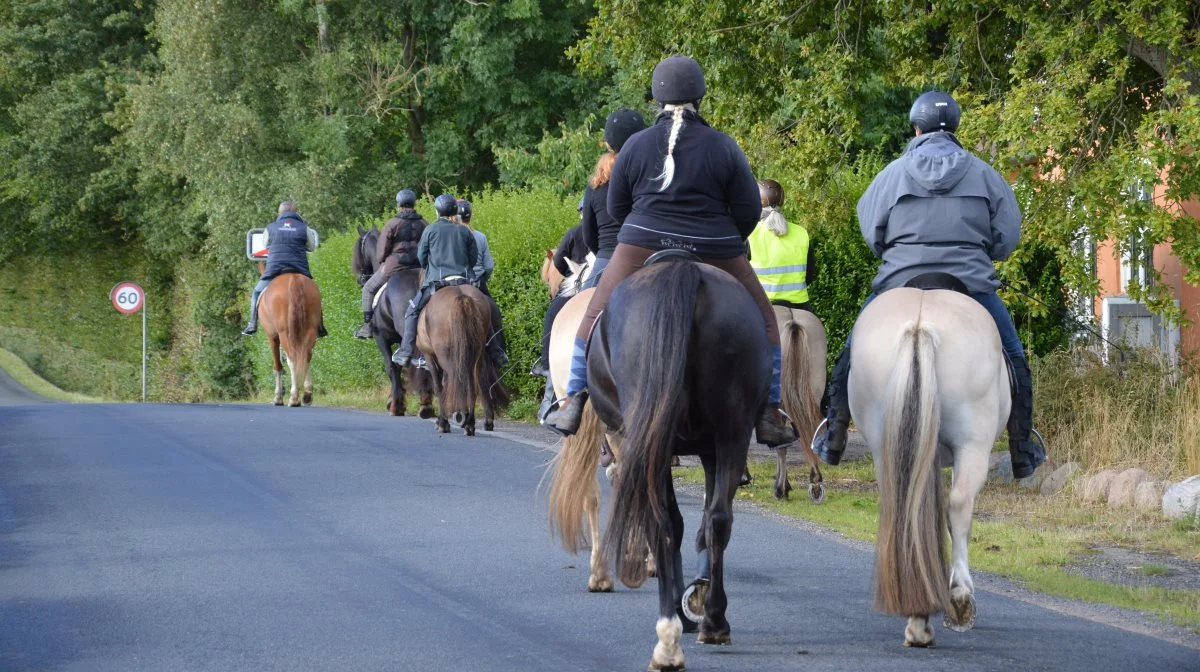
[
  {"xmin": 644, "ymin": 249, "xmax": 701, "ymax": 266},
  {"xmin": 902, "ymin": 273, "xmax": 969, "ymax": 294},
  {"xmin": 903, "ymin": 272, "xmax": 969, "ymax": 294}
]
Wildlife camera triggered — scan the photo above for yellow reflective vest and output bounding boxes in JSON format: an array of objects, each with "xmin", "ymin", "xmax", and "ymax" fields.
[{"xmin": 747, "ymin": 222, "xmax": 810, "ymax": 305}]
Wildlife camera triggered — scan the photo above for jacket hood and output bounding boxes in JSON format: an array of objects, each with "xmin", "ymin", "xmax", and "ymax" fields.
[{"xmin": 902, "ymin": 132, "xmax": 970, "ymax": 193}]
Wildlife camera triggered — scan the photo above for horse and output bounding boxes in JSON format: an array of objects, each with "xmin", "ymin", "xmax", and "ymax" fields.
[
  {"xmin": 848, "ymin": 285, "xmax": 1008, "ymax": 648},
  {"xmin": 549, "ymin": 257, "xmax": 769, "ymax": 670},
  {"xmin": 258, "ymin": 273, "xmax": 323, "ymax": 407},
  {"xmin": 771, "ymin": 306, "xmax": 828, "ymax": 502},
  {"xmin": 352, "ymin": 225, "xmax": 434, "ymax": 418},
  {"xmin": 416, "ymin": 283, "xmax": 510, "ymax": 436}
]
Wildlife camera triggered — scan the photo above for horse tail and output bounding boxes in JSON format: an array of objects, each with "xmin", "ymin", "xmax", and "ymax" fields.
[
  {"xmin": 603, "ymin": 261, "xmax": 699, "ymax": 588},
  {"xmin": 874, "ymin": 319, "xmax": 950, "ymax": 616},
  {"xmin": 443, "ymin": 293, "xmax": 488, "ymax": 415},
  {"xmin": 780, "ymin": 318, "xmax": 821, "ymax": 446},
  {"xmin": 547, "ymin": 402, "xmax": 604, "ymax": 554}
]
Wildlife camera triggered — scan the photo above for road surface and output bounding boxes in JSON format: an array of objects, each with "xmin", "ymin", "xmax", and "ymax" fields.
[{"xmin": 0, "ymin": 390, "xmax": 1195, "ymax": 670}]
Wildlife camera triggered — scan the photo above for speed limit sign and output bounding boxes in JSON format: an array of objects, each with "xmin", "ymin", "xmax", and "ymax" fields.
[{"xmin": 111, "ymin": 281, "xmax": 144, "ymax": 315}]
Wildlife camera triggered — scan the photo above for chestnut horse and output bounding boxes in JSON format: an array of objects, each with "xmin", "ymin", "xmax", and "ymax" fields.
[
  {"xmin": 416, "ymin": 283, "xmax": 509, "ymax": 436},
  {"xmin": 258, "ymin": 273, "xmax": 323, "ymax": 407}
]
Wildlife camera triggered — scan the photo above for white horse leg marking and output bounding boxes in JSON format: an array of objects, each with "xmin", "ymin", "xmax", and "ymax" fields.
[
  {"xmin": 905, "ymin": 615, "xmax": 935, "ymax": 648},
  {"xmin": 273, "ymin": 369, "xmax": 283, "ymax": 405},
  {"xmin": 946, "ymin": 442, "xmax": 989, "ymax": 631},
  {"xmin": 649, "ymin": 615, "xmax": 685, "ymax": 670},
  {"xmin": 288, "ymin": 354, "xmax": 299, "ymax": 406}
]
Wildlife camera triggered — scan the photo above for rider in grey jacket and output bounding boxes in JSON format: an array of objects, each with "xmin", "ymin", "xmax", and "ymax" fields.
[{"xmin": 813, "ymin": 91, "xmax": 1046, "ymax": 480}]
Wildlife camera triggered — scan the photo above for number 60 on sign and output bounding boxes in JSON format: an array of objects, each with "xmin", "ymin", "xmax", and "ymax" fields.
[{"xmin": 110, "ymin": 281, "xmax": 144, "ymax": 314}]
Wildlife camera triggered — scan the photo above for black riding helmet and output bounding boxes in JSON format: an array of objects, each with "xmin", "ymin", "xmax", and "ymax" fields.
[
  {"xmin": 909, "ymin": 90, "xmax": 961, "ymax": 133},
  {"xmin": 604, "ymin": 109, "xmax": 646, "ymax": 151},
  {"xmin": 456, "ymin": 199, "xmax": 472, "ymax": 222},
  {"xmin": 396, "ymin": 188, "xmax": 416, "ymax": 208},
  {"xmin": 651, "ymin": 55, "xmax": 706, "ymax": 105},
  {"xmin": 434, "ymin": 193, "xmax": 458, "ymax": 218}
]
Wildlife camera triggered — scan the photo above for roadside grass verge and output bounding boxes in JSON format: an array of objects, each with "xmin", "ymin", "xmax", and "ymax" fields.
[
  {"xmin": 677, "ymin": 459, "xmax": 1200, "ymax": 632},
  {"xmin": 0, "ymin": 345, "xmax": 98, "ymax": 403}
]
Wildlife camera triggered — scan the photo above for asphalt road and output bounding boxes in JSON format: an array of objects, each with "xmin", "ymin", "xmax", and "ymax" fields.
[{"xmin": 0, "ymin": 393, "xmax": 1196, "ymax": 671}]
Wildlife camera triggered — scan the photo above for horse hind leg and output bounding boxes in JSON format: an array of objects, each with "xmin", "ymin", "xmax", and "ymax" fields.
[
  {"xmin": 302, "ymin": 351, "xmax": 314, "ymax": 406},
  {"xmin": 904, "ymin": 615, "xmax": 935, "ymax": 648},
  {"xmin": 270, "ymin": 336, "xmax": 284, "ymax": 406},
  {"xmin": 944, "ymin": 442, "xmax": 989, "ymax": 633},
  {"xmin": 585, "ymin": 480, "xmax": 613, "ymax": 593},
  {"xmin": 649, "ymin": 482, "xmax": 687, "ymax": 671},
  {"xmin": 697, "ymin": 446, "xmax": 741, "ymax": 646}
]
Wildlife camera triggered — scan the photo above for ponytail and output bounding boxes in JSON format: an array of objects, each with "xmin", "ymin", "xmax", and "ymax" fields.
[
  {"xmin": 760, "ymin": 206, "xmax": 788, "ymax": 236},
  {"xmin": 654, "ymin": 104, "xmax": 688, "ymax": 191}
]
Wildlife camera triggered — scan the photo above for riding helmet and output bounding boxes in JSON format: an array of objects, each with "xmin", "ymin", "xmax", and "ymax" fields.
[
  {"xmin": 395, "ymin": 188, "xmax": 417, "ymax": 208},
  {"xmin": 909, "ymin": 90, "xmax": 961, "ymax": 133},
  {"xmin": 433, "ymin": 193, "xmax": 458, "ymax": 217},
  {"xmin": 604, "ymin": 109, "xmax": 646, "ymax": 152},
  {"xmin": 758, "ymin": 179, "xmax": 784, "ymax": 208},
  {"xmin": 456, "ymin": 199, "xmax": 472, "ymax": 222},
  {"xmin": 651, "ymin": 55, "xmax": 706, "ymax": 105}
]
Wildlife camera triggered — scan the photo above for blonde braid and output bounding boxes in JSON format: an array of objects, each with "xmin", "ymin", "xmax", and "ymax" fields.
[{"xmin": 655, "ymin": 104, "xmax": 687, "ymax": 191}]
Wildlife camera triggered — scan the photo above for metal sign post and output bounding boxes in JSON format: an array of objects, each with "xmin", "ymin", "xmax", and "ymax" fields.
[{"xmin": 111, "ymin": 281, "xmax": 146, "ymax": 402}]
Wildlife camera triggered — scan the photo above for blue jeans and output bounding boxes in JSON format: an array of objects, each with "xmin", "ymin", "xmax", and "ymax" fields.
[
  {"xmin": 582, "ymin": 255, "xmax": 610, "ymax": 290},
  {"xmin": 249, "ymin": 278, "xmax": 270, "ymax": 323},
  {"xmin": 848, "ymin": 290, "xmax": 1025, "ymax": 365}
]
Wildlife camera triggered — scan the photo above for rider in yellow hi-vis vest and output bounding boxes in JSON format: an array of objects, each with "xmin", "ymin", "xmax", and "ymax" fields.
[{"xmin": 748, "ymin": 179, "xmax": 816, "ymax": 312}]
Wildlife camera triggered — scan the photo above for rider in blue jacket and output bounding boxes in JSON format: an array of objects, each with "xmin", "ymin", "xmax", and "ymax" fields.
[
  {"xmin": 242, "ymin": 200, "xmax": 327, "ymax": 338},
  {"xmin": 812, "ymin": 91, "xmax": 1046, "ymax": 479}
]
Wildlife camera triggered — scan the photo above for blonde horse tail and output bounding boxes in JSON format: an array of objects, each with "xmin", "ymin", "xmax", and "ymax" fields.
[
  {"xmin": 780, "ymin": 318, "xmax": 820, "ymax": 444},
  {"xmin": 444, "ymin": 293, "xmax": 488, "ymax": 414},
  {"xmin": 874, "ymin": 320, "xmax": 950, "ymax": 616},
  {"xmin": 547, "ymin": 402, "xmax": 604, "ymax": 554}
]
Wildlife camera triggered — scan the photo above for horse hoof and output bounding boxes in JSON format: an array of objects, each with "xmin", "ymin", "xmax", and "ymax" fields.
[
  {"xmin": 809, "ymin": 483, "xmax": 826, "ymax": 504},
  {"xmin": 587, "ymin": 576, "xmax": 613, "ymax": 593},
  {"xmin": 944, "ymin": 594, "xmax": 976, "ymax": 632},
  {"xmin": 419, "ymin": 406, "xmax": 435, "ymax": 419},
  {"xmin": 452, "ymin": 411, "xmax": 466, "ymax": 426},
  {"xmin": 681, "ymin": 581, "xmax": 708, "ymax": 624},
  {"xmin": 904, "ymin": 621, "xmax": 935, "ymax": 648},
  {"xmin": 484, "ymin": 420, "xmax": 494, "ymax": 432},
  {"xmin": 288, "ymin": 400, "xmax": 301, "ymax": 408},
  {"xmin": 605, "ymin": 463, "xmax": 617, "ymax": 482},
  {"xmin": 697, "ymin": 631, "xmax": 731, "ymax": 646},
  {"xmin": 436, "ymin": 422, "xmax": 450, "ymax": 434},
  {"xmin": 774, "ymin": 482, "xmax": 791, "ymax": 500},
  {"xmin": 273, "ymin": 399, "xmax": 284, "ymax": 406},
  {"xmin": 302, "ymin": 393, "xmax": 312, "ymax": 406}
]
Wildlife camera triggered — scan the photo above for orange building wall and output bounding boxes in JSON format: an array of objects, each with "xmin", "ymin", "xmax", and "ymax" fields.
[{"xmin": 1092, "ymin": 194, "xmax": 1200, "ymax": 358}]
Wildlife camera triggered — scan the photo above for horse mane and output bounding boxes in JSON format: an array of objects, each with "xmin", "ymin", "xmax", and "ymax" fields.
[{"xmin": 352, "ymin": 228, "xmax": 379, "ymax": 277}]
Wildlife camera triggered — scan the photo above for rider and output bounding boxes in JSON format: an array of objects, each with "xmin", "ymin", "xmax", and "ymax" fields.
[
  {"xmin": 581, "ymin": 108, "xmax": 646, "ymax": 289},
  {"xmin": 353, "ymin": 189, "xmax": 428, "ymax": 339},
  {"xmin": 531, "ymin": 223, "xmax": 589, "ymax": 378},
  {"xmin": 242, "ymin": 200, "xmax": 327, "ymax": 338},
  {"xmin": 457, "ymin": 198, "xmax": 509, "ymax": 367},
  {"xmin": 748, "ymin": 179, "xmax": 818, "ymax": 313},
  {"xmin": 544, "ymin": 55, "xmax": 797, "ymax": 447},
  {"xmin": 388, "ymin": 194, "xmax": 482, "ymax": 369},
  {"xmin": 811, "ymin": 90, "xmax": 1046, "ymax": 479}
]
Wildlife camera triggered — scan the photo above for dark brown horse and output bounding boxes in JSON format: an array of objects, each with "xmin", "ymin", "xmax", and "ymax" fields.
[
  {"xmin": 352, "ymin": 225, "xmax": 434, "ymax": 417},
  {"xmin": 258, "ymin": 273, "xmax": 323, "ymax": 407},
  {"xmin": 549, "ymin": 258, "xmax": 769, "ymax": 670},
  {"xmin": 416, "ymin": 283, "xmax": 509, "ymax": 436}
]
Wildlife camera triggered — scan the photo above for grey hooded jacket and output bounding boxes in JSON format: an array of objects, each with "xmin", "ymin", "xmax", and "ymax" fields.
[{"xmin": 857, "ymin": 132, "xmax": 1021, "ymax": 293}]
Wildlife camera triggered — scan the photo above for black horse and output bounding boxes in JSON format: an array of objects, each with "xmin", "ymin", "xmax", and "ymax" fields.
[
  {"xmin": 549, "ymin": 256, "xmax": 769, "ymax": 671},
  {"xmin": 352, "ymin": 225, "xmax": 434, "ymax": 417}
]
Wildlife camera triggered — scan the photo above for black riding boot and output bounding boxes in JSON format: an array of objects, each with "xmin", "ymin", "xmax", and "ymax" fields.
[
  {"xmin": 318, "ymin": 319, "xmax": 328, "ymax": 338},
  {"xmin": 545, "ymin": 390, "xmax": 587, "ymax": 437},
  {"xmin": 1008, "ymin": 357, "xmax": 1047, "ymax": 479},
  {"xmin": 537, "ymin": 374, "xmax": 557, "ymax": 425},
  {"xmin": 813, "ymin": 345, "xmax": 852, "ymax": 465},
  {"xmin": 241, "ymin": 311, "xmax": 258, "ymax": 336},
  {"xmin": 353, "ymin": 310, "xmax": 373, "ymax": 340},
  {"xmin": 391, "ymin": 310, "xmax": 419, "ymax": 366},
  {"xmin": 487, "ymin": 328, "xmax": 509, "ymax": 369}
]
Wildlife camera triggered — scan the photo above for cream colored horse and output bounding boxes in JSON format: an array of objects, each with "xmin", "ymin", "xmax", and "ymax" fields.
[
  {"xmin": 849, "ymin": 287, "xmax": 1008, "ymax": 647},
  {"xmin": 772, "ymin": 306, "xmax": 828, "ymax": 501}
]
